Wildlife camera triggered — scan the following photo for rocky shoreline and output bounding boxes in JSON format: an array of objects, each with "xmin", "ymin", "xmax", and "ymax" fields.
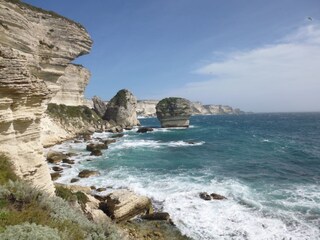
[{"xmin": 46, "ymin": 128, "xmax": 191, "ymax": 239}]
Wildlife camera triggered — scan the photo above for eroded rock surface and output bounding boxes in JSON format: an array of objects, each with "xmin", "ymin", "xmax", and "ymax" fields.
[
  {"xmin": 103, "ymin": 89, "xmax": 140, "ymax": 127},
  {"xmin": 0, "ymin": 0, "xmax": 92, "ymax": 194},
  {"xmin": 102, "ymin": 189, "xmax": 153, "ymax": 222},
  {"xmin": 156, "ymin": 97, "xmax": 192, "ymax": 128},
  {"xmin": 92, "ymin": 95, "xmax": 107, "ymax": 118}
]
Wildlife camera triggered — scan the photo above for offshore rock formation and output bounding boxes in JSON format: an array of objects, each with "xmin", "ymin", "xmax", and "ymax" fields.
[
  {"xmin": 103, "ymin": 89, "xmax": 140, "ymax": 127},
  {"xmin": 137, "ymin": 100, "xmax": 243, "ymax": 117},
  {"xmin": 156, "ymin": 97, "xmax": 192, "ymax": 128},
  {"xmin": 0, "ymin": 0, "xmax": 92, "ymax": 194},
  {"xmin": 49, "ymin": 64, "xmax": 90, "ymax": 106}
]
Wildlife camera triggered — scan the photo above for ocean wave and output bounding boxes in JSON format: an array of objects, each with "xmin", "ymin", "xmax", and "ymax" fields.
[
  {"xmin": 66, "ymin": 168, "xmax": 319, "ymax": 240},
  {"xmin": 111, "ymin": 140, "xmax": 205, "ymax": 150}
]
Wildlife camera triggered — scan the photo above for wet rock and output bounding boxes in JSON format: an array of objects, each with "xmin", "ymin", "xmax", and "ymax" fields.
[
  {"xmin": 62, "ymin": 164, "xmax": 72, "ymax": 168},
  {"xmin": 90, "ymin": 186, "xmax": 97, "ymax": 190},
  {"xmin": 66, "ymin": 152, "xmax": 77, "ymax": 157},
  {"xmin": 124, "ymin": 127, "xmax": 133, "ymax": 130},
  {"xmin": 78, "ymin": 170, "xmax": 100, "ymax": 178},
  {"xmin": 100, "ymin": 189, "xmax": 153, "ymax": 222},
  {"xmin": 199, "ymin": 192, "xmax": 212, "ymax": 201},
  {"xmin": 96, "ymin": 187, "xmax": 107, "ymax": 192},
  {"xmin": 90, "ymin": 149, "xmax": 102, "ymax": 156},
  {"xmin": 47, "ymin": 151, "xmax": 68, "ymax": 164},
  {"xmin": 103, "ymin": 139, "xmax": 117, "ymax": 145},
  {"xmin": 74, "ymin": 140, "xmax": 82, "ymax": 143},
  {"xmin": 111, "ymin": 133, "xmax": 124, "ymax": 138},
  {"xmin": 70, "ymin": 178, "xmax": 79, "ymax": 183},
  {"xmin": 86, "ymin": 143, "xmax": 108, "ymax": 151},
  {"xmin": 142, "ymin": 212, "xmax": 170, "ymax": 221},
  {"xmin": 62, "ymin": 159, "xmax": 75, "ymax": 164},
  {"xmin": 52, "ymin": 166, "xmax": 63, "ymax": 172},
  {"xmin": 137, "ymin": 127, "xmax": 154, "ymax": 133},
  {"xmin": 50, "ymin": 172, "xmax": 61, "ymax": 181},
  {"xmin": 210, "ymin": 193, "xmax": 227, "ymax": 200}
]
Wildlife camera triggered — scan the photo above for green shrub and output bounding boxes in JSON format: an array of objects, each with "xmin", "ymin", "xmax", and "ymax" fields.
[
  {"xmin": 0, "ymin": 222, "xmax": 61, "ymax": 240},
  {"xmin": 0, "ymin": 154, "xmax": 18, "ymax": 185}
]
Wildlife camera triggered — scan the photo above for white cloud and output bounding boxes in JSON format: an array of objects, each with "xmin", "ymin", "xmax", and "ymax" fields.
[{"xmin": 172, "ymin": 24, "xmax": 320, "ymax": 112}]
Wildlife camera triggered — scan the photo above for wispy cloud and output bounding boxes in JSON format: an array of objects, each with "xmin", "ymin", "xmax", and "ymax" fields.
[{"xmin": 171, "ymin": 24, "xmax": 320, "ymax": 112}]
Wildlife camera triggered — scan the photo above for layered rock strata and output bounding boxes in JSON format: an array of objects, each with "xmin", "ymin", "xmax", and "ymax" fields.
[
  {"xmin": 103, "ymin": 89, "xmax": 140, "ymax": 127},
  {"xmin": 137, "ymin": 100, "xmax": 243, "ymax": 117},
  {"xmin": 49, "ymin": 64, "xmax": 90, "ymax": 106},
  {"xmin": 156, "ymin": 97, "xmax": 192, "ymax": 128},
  {"xmin": 0, "ymin": 0, "xmax": 92, "ymax": 194}
]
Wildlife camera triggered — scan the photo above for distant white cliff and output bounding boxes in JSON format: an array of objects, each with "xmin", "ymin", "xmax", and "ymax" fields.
[{"xmin": 136, "ymin": 100, "xmax": 243, "ymax": 117}]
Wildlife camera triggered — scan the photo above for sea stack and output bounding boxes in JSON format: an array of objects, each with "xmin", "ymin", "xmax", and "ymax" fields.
[
  {"xmin": 156, "ymin": 97, "xmax": 192, "ymax": 128},
  {"xmin": 103, "ymin": 89, "xmax": 140, "ymax": 127}
]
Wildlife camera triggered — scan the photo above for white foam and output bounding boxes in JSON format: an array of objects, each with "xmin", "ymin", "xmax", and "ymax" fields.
[
  {"xmin": 111, "ymin": 139, "xmax": 205, "ymax": 150},
  {"xmin": 67, "ymin": 168, "xmax": 320, "ymax": 240}
]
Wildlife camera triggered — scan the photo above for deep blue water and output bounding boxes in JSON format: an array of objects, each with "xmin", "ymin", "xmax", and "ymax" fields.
[{"xmin": 55, "ymin": 113, "xmax": 320, "ymax": 239}]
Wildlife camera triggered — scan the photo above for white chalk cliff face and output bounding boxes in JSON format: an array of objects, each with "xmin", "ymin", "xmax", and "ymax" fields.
[
  {"xmin": 49, "ymin": 64, "xmax": 90, "ymax": 106},
  {"xmin": 136, "ymin": 100, "xmax": 243, "ymax": 117},
  {"xmin": 0, "ymin": 0, "xmax": 92, "ymax": 194}
]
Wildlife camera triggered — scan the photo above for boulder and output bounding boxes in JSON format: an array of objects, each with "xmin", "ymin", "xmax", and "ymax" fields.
[
  {"xmin": 103, "ymin": 89, "xmax": 140, "ymax": 127},
  {"xmin": 47, "ymin": 151, "xmax": 68, "ymax": 164},
  {"xmin": 92, "ymin": 96, "xmax": 107, "ymax": 118},
  {"xmin": 50, "ymin": 172, "xmax": 61, "ymax": 181},
  {"xmin": 199, "ymin": 192, "xmax": 227, "ymax": 201},
  {"xmin": 199, "ymin": 192, "xmax": 211, "ymax": 201},
  {"xmin": 62, "ymin": 159, "xmax": 75, "ymax": 164},
  {"xmin": 86, "ymin": 143, "xmax": 108, "ymax": 151},
  {"xmin": 211, "ymin": 193, "xmax": 227, "ymax": 200},
  {"xmin": 90, "ymin": 149, "xmax": 102, "ymax": 156},
  {"xmin": 101, "ymin": 189, "xmax": 153, "ymax": 222},
  {"xmin": 96, "ymin": 187, "xmax": 107, "ymax": 192},
  {"xmin": 137, "ymin": 127, "xmax": 154, "ymax": 133},
  {"xmin": 70, "ymin": 178, "xmax": 79, "ymax": 183},
  {"xmin": 78, "ymin": 170, "xmax": 100, "ymax": 178},
  {"xmin": 156, "ymin": 97, "xmax": 192, "ymax": 128},
  {"xmin": 52, "ymin": 166, "xmax": 63, "ymax": 172}
]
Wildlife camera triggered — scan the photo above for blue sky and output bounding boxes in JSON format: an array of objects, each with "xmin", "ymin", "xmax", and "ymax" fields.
[{"xmin": 24, "ymin": 0, "xmax": 320, "ymax": 112}]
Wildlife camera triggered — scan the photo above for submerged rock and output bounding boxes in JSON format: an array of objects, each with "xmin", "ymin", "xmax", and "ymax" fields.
[
  {"xmin": 78, "ymin": 170, "xmax": 100, "ymax": 178},
  {"xmin": 100, "ymin": 189, "xmax": 153, "ymax": 222},
  {"xmin": 137, "ymin": 127, "xmax": 154, "ymax": 133},
  {"xmin": 86, "ymin": 143, "xmax": 108, "ymax": 151},
  {"xmin": 156, "ymin": 97, "xmax": 192, "ymax": 128},
  {"xmin": 103, "ymin": 89, "xmax": 140, "ymax": 127}
]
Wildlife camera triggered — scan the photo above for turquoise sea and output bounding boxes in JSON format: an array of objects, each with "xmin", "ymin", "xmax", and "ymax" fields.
[{"xmin": 53, "ymin": 113, "xmax": 320, "ymax": 239}]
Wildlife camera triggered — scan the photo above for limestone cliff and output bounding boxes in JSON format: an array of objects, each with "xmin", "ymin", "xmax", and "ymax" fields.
[
  {"xmin": 49, "ymin": 64, "xmax": 90, "ymax": 106},
  {"xmin": 0, "ymin": 0, "xmax": 92, "ymax": 194},
  {"xmin": 136, "ymin": 100, "xmax": 159, "ymax": 117},
  {"xmin": 137, "ymin": 100, "xmax": 243, "ymax": 117}
]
